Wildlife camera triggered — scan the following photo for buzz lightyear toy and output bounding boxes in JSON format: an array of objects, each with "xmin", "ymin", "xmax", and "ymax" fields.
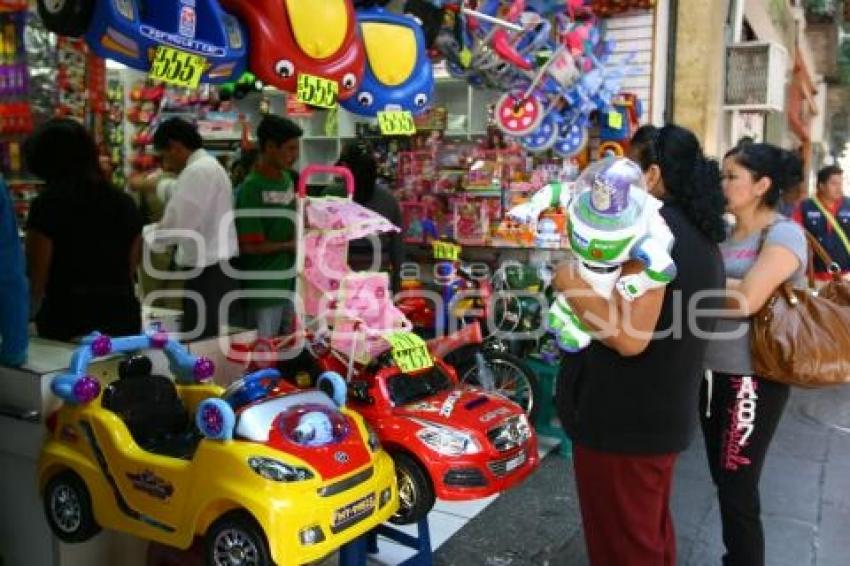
[{"xmin": 508, "ymin": 157, "xmax": 676, "ymax": 351}]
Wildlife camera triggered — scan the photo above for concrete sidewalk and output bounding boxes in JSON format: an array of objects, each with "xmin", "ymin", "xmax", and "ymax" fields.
[{"xmin": 432, "ymin": 386, "xmax": 850, "ymax": 566}]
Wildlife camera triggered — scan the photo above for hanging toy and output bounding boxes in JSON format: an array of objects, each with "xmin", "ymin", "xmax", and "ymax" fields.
[
  {"xmin": 221, "ymin": 0, "xmax": 365, "ymax": 100},
  {"xmin": 37, "ymin": 0, "xmax": 246, "ymax": 84},
  {"xmin": 341, "ymin": 8, "xmax": 434, "ymax": 117}
]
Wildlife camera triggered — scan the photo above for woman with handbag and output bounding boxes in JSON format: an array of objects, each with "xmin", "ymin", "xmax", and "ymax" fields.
[{"xmin": 701, "ymin": 143, "xmax": 808, "ymax": 566}]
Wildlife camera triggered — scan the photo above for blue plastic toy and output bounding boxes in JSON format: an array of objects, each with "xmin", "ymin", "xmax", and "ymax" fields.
[
  {"xmin": 37, "ymin": 0, "xmax": 247, "ymax": 84},
  {"xmin": 51, "ymin": 331, "xmax": 215, "ymax": 406},
  {"xmin": 341, "ymin": 8, "xmax": 434, "ymax": 117}
]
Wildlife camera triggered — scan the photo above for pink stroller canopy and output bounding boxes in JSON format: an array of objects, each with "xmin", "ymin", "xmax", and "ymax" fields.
[{"xmin": 306, "ymin": 197, "xmax": 400, "ymax": 241}]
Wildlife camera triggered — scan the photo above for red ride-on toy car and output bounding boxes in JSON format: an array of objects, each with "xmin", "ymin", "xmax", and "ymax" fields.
[
  {"xmin": 313, "ymin": 324, "xmax": 540, "ymax": 524},
  {"xmin": 220, "ymin": 0, "xmax": 365, "ymax": 101}
]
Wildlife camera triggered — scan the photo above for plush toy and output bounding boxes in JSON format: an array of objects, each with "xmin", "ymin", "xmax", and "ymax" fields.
[
  {"xmin": 292, "ymin": 410, "xmax": 336, "ymax": 447},
  {"xmin": 509, "ymin": 157, "xmax": 676, "ymax": 351}
]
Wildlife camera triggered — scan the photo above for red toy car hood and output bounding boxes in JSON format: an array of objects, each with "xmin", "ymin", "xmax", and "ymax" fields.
[
  {"xmin": 394, "ymin": 387, "xmax": 524, "ymax": 432},
  {"xmin": 266, "ymin": 412, "xmax": 373, "ymax": 480}
]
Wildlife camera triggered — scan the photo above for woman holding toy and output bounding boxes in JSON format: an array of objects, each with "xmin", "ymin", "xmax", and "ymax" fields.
[{"xmin": 553, "ymin": 124, "xmax": 726, "ymax": 565}]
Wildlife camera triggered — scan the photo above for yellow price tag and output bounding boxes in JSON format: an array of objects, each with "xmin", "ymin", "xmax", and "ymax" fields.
[
  {"xmin": 432, "ymin": 241, "xmax": 461, "ymax": 261},
  {"xmin": 377, "ymin": 111, "xmax": 417, "ymax": 136},
  {"xmin": 149, "ymin": 46, "xmax": 206, "ymax": 89},
  {"xmin": 607, "ymin": 110, "xmax": 624, "ymax": 130},
  {"xmin": 387, "ymin": 332, "xmax": 433, "ymax": 374},
  {"xmin": 296, "ymin": 73, "xmax": 338, "ymax": 109}
]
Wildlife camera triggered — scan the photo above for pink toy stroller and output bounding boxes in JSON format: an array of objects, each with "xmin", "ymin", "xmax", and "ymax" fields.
[{"xmin": 294, "ymin": 165, "xmax": 413, "ymax": 377}]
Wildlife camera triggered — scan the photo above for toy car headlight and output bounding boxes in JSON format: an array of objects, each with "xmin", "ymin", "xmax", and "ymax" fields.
[
  {"xmin": 516, "ymin": 414, "xmax": 532, "ymax": 443},
  {"xmin": 248, "ymin": 457, "xmax": 314, "ymax": 482},
  {"xmin": 412, "ymin": 419, "xmax": 480, "ymax": 456},
  {"xmin": 364, "ymin": 421, "xmax": 381, "ymax": 453}
]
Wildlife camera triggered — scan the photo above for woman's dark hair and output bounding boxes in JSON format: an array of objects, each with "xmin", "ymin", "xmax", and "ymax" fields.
[
  {"xmin": 153, "ymin": 117, "xmax": 203, "ymax": 151},
  {"xmin": 337, "ymin": 143, "xmax": 377, "ymax": 204},
  {"xmin": 630, "ymin": 124, "xmax": 727, "ymax": 243},
  {"xmin": 723, "ymin": 142, "xmax": 800, "ymax": 209},
  {"xmin": 24, "ymin": 118, "xmax": 111, "ymax": 192}
]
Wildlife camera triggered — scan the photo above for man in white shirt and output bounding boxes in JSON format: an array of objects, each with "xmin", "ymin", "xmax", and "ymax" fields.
[
  {"xmin": 129, "ymin": 170, "xmax": 180, "ymax": 311},
  {"xmin": 150, "ymin": 118, "xmax": 238, "ymax": 339}
]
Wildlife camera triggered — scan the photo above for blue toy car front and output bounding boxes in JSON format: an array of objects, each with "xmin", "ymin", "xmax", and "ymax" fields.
[
  {"xmin": 83, "ymin": 0, "xmax": 246, "ymax": 84},
  {"xmin": 341, "ymin": 8, "xmax": 434, "ymax": 117}
]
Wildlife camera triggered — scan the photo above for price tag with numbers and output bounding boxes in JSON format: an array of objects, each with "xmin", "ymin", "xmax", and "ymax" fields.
[
  {"xmin": 377, "ymin": 111, "xmax": 417, "ymax": 136},
  {"xmin": 432, "ymin": 241, "xmax": 461, "ymax": 261},
  {"xmin": 607, "ymin": 110, "xmax": 624, "ymax": 130},
  {"xmin": 296, "ymin": 73, "xmax": 338, "ymax": 109},
  {"xmin": 148, "ymin": 46, "xmax": 206, "ymax": 89},
  {"xmin": 387, "ymin": 332, "xmax": 433, "ymax": 374}
]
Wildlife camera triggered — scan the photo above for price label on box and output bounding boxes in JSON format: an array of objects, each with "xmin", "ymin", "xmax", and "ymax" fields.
[
  {"xmin": 432, "ymin": 240, "xmax": 461, "ymax": 261},
  {"xmin": 296, "ymin": 73, "xmax": 338, "ymax": 109},
  {"xmin": 387, "ymin": 332, "xmax": 433, "ymax": 374},
  {"xmin": 377, "ymin": 111, "xmax": 417, "ymax": 136},
  {"xmin": 149, "ymin": 46, "xmax": 206, "ymax": 89}
]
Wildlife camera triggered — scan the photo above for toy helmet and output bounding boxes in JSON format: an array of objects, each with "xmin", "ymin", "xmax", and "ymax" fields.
[{"xmin": 572, "ymin": 157, "xmax": 648, "ymax": 229}]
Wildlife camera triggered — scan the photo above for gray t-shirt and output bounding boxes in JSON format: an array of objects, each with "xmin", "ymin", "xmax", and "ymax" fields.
[{"xmin": 703, "ymin": 218, "xmax": 807, "ymax": 376}]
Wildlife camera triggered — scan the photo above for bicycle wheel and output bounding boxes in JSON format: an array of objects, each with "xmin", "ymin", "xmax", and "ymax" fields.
[{"xmin": 460, "ymin": 352, "xmax": 539, "ymax": 422}]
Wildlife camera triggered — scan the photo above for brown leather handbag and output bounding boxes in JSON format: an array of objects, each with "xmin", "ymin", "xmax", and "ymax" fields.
[{"xmin": 751, "ymin": 228, "xmax": 850, "ymax": 387}]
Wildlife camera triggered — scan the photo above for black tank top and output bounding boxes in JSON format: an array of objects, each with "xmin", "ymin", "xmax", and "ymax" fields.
[{"xmin": 556, "ymin": 204, "xmax": 726, "ymax": 454}]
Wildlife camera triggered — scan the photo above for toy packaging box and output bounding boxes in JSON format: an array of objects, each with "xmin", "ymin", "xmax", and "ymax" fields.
[{"xmin": 450, "ymin": 196, "xmax": 489, "ymax": 246}]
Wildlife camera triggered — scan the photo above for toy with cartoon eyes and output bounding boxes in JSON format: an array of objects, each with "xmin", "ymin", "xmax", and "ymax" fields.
[
  {"xmin": 341, "ymin": 8, "xmax": 434, "ymax": 117},
  {"xmin": 221, "ymin": 0, "xmax": 365, "ymax": 101}
]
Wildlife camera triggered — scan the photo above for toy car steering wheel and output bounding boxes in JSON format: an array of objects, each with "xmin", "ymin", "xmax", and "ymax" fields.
[{"xmin": 223, "ymin": 368, "xmax": 283, "ymax": 410}]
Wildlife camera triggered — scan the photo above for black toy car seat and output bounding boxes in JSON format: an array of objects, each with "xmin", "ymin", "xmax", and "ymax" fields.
[{"xmin": 101, "ymin": 355, "xmax": 195, "ymax": 457}]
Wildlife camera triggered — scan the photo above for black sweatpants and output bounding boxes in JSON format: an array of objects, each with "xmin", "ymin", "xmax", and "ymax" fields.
[
  {"xmin": 699, "ymin": 371, "xmax": 790, "ymax": 566},
  {"xmin": 182, "ymin": 261, "xmax": 237, "ymax": 340}
]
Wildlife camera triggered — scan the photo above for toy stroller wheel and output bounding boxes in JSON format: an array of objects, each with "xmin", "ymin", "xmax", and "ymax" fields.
[
  {"xmin": 44, "ymin": 471, "xmax": 101, "ymax": 543},
  {"xmin": 37, "ymin": 0, "xmax": 94, "ymax": 37},
  {"xmin": 495, "ymin": 92, "xmax": 544, "ymax": 137},
  {"xmin": 205, "ymin": 511, "xmax": 271, "ymax": 566},
  {"xmin": 389, "ymin": 453, "xmax": 434, "ymax": 525},
  {"xmin": 518, "ymin": 114, "xmax": 559, "ymax": 153},
  {"xmin": 460, "ymin": 352, "xmax": 539, "ymax": 422},
  {"xmin": 553, "ymin": 122, "xmax": 589, "ymax": 158}
]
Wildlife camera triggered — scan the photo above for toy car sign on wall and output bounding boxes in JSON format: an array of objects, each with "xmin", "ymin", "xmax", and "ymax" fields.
[
  {"xmin": 221, "ymin": 0, "xmax": 365, "ymax": 101},
  {"xmin": 341, "ymin": 7, "xmax": 434, "ymax": 117},
  {"xmin": 37, "ymin": 0, "xmax": 247, "ymax": 84}
]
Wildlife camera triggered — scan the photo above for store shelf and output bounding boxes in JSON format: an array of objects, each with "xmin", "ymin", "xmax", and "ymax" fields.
[{"xmin": 409, "ymin": 242, "xmax": 570, "ymax": 255}]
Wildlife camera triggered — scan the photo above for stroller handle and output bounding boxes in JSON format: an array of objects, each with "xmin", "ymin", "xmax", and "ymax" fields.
[{"xmin": 297, "ymin": 165, "xmax": 355, "ymax": 198}]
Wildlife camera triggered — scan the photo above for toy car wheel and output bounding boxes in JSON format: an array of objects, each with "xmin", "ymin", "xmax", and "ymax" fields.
[
  {"xmin": 205, "ymin": 511, "xmax": 272, "ymax": 566},
  {"xmin": 459, "ymin": 352, "xmax": 539, "ymax": 422},
  {"xmin": 494, "ymin": 92, "xmax": 544, "ymax": 137},
  {"xmin": 37, "ymin": 0, "xmax": 95, "ymax": 37},
  {"xmin": 44, "ymin": 471, "xmax": 101, "ymax": 543},
  {"xmin": 389, "ymin": 453, "xmax": 434, "ymax": 525}
]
